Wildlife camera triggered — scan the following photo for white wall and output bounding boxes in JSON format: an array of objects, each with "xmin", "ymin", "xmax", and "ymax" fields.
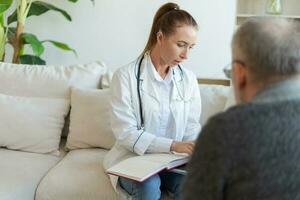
[{"xmin": 23, "ymin": 0, "xmax": 236, "ymax": 78}]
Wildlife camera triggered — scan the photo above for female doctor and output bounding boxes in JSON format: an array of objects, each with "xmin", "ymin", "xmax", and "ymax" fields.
[{"xmin": 104, "ymin": 2, "xmax": 201, "ymax": 200}]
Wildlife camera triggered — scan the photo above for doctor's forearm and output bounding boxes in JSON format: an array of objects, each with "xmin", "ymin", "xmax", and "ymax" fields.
[{"xmin": 146, "ymin": 137, "xmax": 173, "ymax": 153}]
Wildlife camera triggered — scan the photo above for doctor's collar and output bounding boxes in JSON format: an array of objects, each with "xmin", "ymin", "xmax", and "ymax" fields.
[
  {"xmin": 137, "ymin": 52, "xmax": 182, "ymax": 83},
  {"xmin": 149, "ymin": 60, "xmax": 173, "ymax": 83}
]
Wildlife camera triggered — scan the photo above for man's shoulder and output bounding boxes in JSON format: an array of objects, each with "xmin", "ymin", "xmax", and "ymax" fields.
[
  {"xmin": 207, "ymin": 103, "xmax": 253, "ymax": 126},
  {"xmin": 200, "ymin": 103, "xmax": 263, "ymax": 138},
  {"xmin": 206, "ymin": 100, "xmax": 300, "ymax": 134}
]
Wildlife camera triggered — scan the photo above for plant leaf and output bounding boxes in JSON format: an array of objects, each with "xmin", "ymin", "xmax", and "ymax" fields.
[
  {"xmin": 19, "ymin": 55, "xmax": 46, "ymax": 65},
  {"xmin": 21, "ymin": 33, "xmax": 44, "ymax": 56},
  {"xmin": 43, "ymin": 40, "xmax": 77, "ymax": 57},
  {"xmin": 0, "ymin": 0, "xmax": 12, "ymax": 14},
  {"xmin": 8, "ymin": 1, "xmax": 72, "ymax": 24},
  {"xmin": 0, "ymin": 24, "xmax": 5, "ymax": 60}
]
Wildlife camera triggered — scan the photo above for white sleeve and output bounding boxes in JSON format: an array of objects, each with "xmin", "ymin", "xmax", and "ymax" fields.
[
  {"xmin": 147, "ymin": 137, "xmax": 173, "ymax": 153},
  {"xmin": 110, "ymin": 69, "xmax": 172, "ymax": 155},
  {"xmin": 183, "ymin": 76, "xmax": 202, "ymax": 141}
]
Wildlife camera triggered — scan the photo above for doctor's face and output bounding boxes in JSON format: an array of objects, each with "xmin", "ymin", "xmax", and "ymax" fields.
[{"xmin": 157, "ymin": 25, "xmax": 197, "ymax": 67}]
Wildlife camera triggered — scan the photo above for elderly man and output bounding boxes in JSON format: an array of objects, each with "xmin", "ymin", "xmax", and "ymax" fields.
[{"xmin": 182, "ymin": 17, "xmax": 300, "ymax": 200}]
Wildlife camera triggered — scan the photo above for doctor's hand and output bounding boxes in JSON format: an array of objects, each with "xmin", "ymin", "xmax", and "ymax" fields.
[{"xmin": 170, "ymin": 141, "xmax": 195, "ymax": 155}]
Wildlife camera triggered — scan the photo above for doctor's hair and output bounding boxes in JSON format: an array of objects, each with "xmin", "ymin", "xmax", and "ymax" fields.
[
  {"xmin": 142, "ymin": 2, "xmax": 198, "ymax": 55},
  {"xmin": 232, "ymin": 17, "xmax": 300, "ymax": 82}
]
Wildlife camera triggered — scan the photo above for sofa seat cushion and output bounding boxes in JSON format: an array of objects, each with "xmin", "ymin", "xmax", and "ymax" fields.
[
  {"xmin": 0, "ymin": 149, "xmax": 62, "ymax": 200},
  {"xmin": 35, "ymin": 149, "xmax": 117, "ymax": 200}
]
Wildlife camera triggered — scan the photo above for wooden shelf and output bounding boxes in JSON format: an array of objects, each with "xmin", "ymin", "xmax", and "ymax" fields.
[
  {"xmin": 197, "ymin": 78, "xmax": 230, "ymax": 86},
  {"xmin": 237, "ymin": 14, "xmax": 300, "ymax": 19},
  {"xmin": 236, "ymin": 0, "xmax": 300, "ymax": 25}
]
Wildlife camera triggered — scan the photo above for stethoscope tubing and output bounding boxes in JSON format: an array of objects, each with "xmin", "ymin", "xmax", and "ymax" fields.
[
  {"xmin": 136, "ymin": 55, "xmax": 183, "ymax": 130},
  {"xmin": 137, "ymin": 55, "xmax": 145, "ymax": 130}
]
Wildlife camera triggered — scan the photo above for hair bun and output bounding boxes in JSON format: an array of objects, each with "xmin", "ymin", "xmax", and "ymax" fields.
[
  {"xmin": 141, "ymin": 2, "xmax": 198, "ymax": 55},
  {"xmin": 173, "ymin": 4, "xmax": 180, "ymax": 10},
  {"xmin": 161, "ymin": 2, "xmax": 180, "ymax": 13},
  {"xmin": 167, "ymin": 3, "xmax": 180, "ymax": 11}
]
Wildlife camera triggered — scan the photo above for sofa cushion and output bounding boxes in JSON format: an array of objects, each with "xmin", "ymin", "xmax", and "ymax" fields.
[
  {"xmin": 199, "ymin": 84, "xmax": 229, "ymax": 125},
  {"xmin": 35, "ymin": 149, "xmax": 117, "ymax": 200},
  {"xmin": 66, "ymin": 88, "xmax": 115, "ymax": 150},
  {"xmin": 0, "ymin": 93, "xmax": 69, "ymax": 154},
  {"xmin": 0, "ymin": 149, "xmax": 62, "ymax": 200}
]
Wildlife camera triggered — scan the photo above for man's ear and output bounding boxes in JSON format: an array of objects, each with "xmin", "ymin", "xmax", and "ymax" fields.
[
  {"xmin": 232, "ymin": 62, "xmax": 247, "ymax": 88},
  {"xmin": 232, "ymin": 62, "xmax": 247, "ymax": 103}
]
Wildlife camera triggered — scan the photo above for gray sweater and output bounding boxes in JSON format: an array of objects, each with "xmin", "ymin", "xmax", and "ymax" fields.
[{"xmin": 182, "ymin": 79, "xmax": 300, "ymax": 200}]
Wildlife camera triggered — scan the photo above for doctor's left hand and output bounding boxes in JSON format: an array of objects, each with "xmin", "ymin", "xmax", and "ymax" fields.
[{"xmin": 170, "ymin": 141, "xmax": 195, "ymax": 155}]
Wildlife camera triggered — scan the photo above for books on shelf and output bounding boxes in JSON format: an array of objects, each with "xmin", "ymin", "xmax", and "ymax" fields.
[{"xmin": 106, "ymin": 153, "xmax": 189, "ymax": 182}]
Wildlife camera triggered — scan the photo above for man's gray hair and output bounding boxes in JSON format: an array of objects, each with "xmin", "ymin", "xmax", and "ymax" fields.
[{"xmin": 232, "ymin": 17, "xmax": 300, "ymax": 81}]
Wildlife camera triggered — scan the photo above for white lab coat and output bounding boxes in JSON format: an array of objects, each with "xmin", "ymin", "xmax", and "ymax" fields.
[{"xmin": 103, "ymin": 53, "xmax": 201, "ymax": 190}]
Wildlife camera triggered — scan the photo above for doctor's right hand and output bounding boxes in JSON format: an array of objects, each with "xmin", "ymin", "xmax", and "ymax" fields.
[{"xmin": 170, "ymin": 141, "xmax": 195, "ymax": 155}]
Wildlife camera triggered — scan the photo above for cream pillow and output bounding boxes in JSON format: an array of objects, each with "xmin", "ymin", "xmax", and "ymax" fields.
[
  {"xmin": 199, "ymin": 84, "xmax": 229, "ymax": 125},
  {"xmin": 66, "ymin": 88, "xmax": 115, "ymax": 150},
  {"xmin": 0, "ymin": 93, "xmax": 69, "ymax": 154}
]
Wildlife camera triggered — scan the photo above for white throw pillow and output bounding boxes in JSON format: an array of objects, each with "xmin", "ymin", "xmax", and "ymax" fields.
[
  {"xmin": 199, "ymin": 84, "xmax": 229, "ymax": 125},
  {"xmin": 0, "ymin": 93, "xmax": 69, "ymax": 154},
  {"xmin": 66, "ymin": 88, "xmax": 115, "ymax": 150}
]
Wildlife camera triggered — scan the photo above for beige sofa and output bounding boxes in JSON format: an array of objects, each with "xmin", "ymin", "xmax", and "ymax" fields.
[{"xmin": 0, "ymin": 62, "xmax": 232, "ymax": 200}]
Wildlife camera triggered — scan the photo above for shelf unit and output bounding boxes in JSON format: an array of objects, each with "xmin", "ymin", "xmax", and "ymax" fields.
[{"xmin": 236, "ymin": 0, "xmax": 300, "ymax": 25}]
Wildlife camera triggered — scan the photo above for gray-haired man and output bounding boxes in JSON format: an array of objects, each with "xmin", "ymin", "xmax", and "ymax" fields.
[{"xmin": 182, "ymin": 17, "xmax": 300, "ymax": 200}]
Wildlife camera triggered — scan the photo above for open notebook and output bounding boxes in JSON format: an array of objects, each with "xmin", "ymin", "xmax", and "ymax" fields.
[{"xmin": 106, "ymin": 153, "xmax": 189, "ymax": 182}]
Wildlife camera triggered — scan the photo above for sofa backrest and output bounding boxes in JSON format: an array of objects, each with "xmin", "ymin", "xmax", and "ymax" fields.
[
  {"xmin": 0, "ymin": 62, "xmax": 107, "ymax": 98},
  {"xmin": 0, "ymin": 61, "xmax": 108, "ymax": 141}
]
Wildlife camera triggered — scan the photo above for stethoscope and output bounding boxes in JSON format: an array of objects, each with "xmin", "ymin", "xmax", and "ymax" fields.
[
  {"xmin": 135, "ymin": 54, "xmax": 184, "ymax": 130},
  {"xmin": 132, "ymin": 54, "xmax": 186, "ymax": 153}
]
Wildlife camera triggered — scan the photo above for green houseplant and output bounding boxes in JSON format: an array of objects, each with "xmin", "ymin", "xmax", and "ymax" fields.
[
  {"xmin": 0, "ymin": 0, "xmax": 94, "ymax": 65},
  {"xmin": 266, "ymin": 0, "xmax": 282, "ymax": 15}
]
